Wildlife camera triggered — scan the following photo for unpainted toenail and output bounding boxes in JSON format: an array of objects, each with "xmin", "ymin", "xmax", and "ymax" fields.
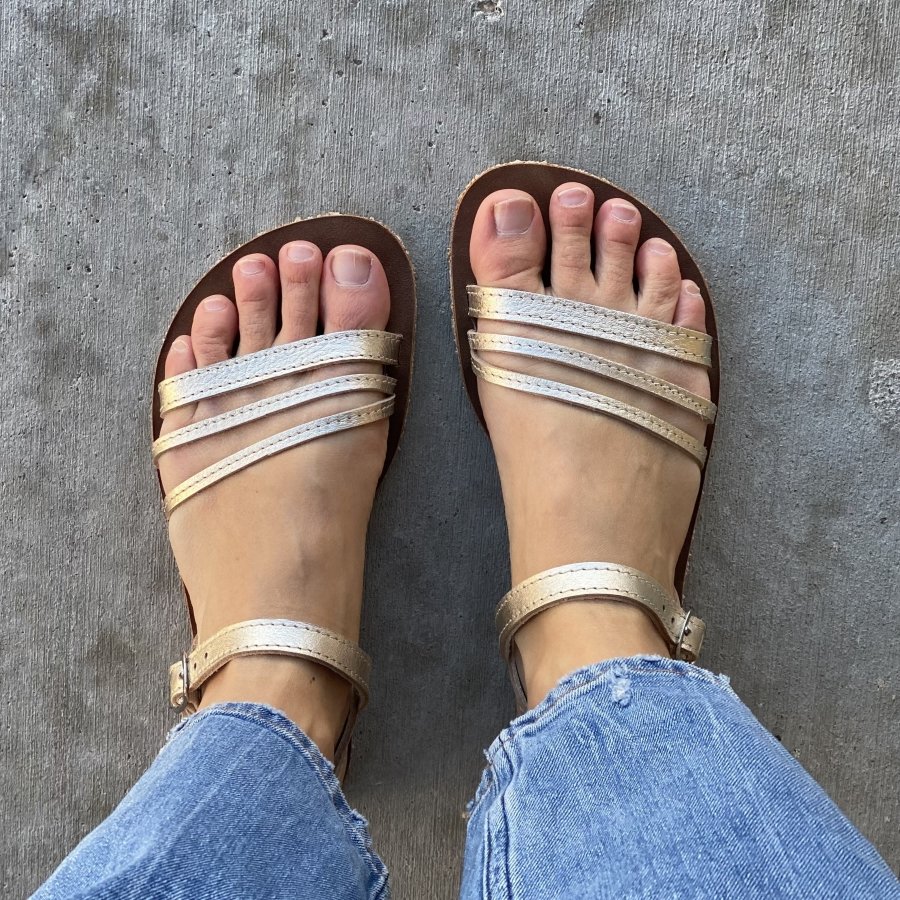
[
  {"xmin": 332, "ymin": 249, "xmax": 372, "ymax": 286},
  {"xmin": 203, "ymin": 296, "xmax": 228, "ymax": 311},
  {"xmin": 685, "ymin": 282, "xmax": 702, "ymax": 296},
  {"xmin": 172, "ymin": 337, "xmax": 190, "ymax": 353},
  {"xmin": 647, "ymin": 240, "xmax": 673, "ymax": 255},
  {"xmin": 493, "ymin": 198, "xmax": 535, "ymax": 235},
  {"xmin": 287, "ymin": 243, "xmax": 316, "ymax": 263},
  {"xmin": 558, "ymin": 187, "xmax": 590, "ymax": 208},
  {"xmin": 611, "ymin": 203, "xmax": 638, "ymax": 223},
  {"xmin": 238, "ymin": 258, "xmax": 266, "ymax": 275}
]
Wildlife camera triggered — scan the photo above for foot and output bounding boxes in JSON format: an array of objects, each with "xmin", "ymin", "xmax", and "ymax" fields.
[
  {"xmin": 470, "ymin": 185, "xmax": 711, "ymax": 707},
  {"xmin": 158, "ymin": 242, "xmax": 390, "ymax": 758}
]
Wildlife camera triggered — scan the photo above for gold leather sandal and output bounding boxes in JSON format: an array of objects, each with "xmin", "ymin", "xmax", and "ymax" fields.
[
  {"xmin": 450, "ymin": 162, "xmax": 719, "ymax": 711},
  {"xmin": 151, "ymin": 214, "xmax": 416, "ymax": 774}
]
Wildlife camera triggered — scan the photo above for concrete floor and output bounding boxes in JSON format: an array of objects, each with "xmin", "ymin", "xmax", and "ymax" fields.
[{"xmin": 2, "ymin": 0, "xmax": 898, "ymax": 896}]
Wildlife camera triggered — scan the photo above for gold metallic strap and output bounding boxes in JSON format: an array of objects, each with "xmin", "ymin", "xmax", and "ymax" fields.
[
  {"xmin": 158, "ymin": 330, "xmax": 401, "ymax": 415},
  {"xmin": 164, "ymin": 397, "xmax": 393, "ymax": 517},
  {"xmin": 152, "ymin": 373, "xmax": 396, "ymax": 462},
  {"xmin": 469, "ymin": 331, "xmax": 717, "ymax": 423},
  {"xmin": 168, "ymin": 618, "xmax": 371, "ymax": 766},
  {"xmin": 471, "ymin": 354, "xmax": 707, "ymax": 466},
  {"xmin": 468, "ymin": 286, "xmax": 712, "ymax": 366},
  {"xmin": 496, "ymin": 563, "xmax": 706, "ymax": 709}
]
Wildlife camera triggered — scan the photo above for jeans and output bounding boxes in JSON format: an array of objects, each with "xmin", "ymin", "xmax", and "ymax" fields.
[{"xmin": 35, "ymin": 657, "xmax": 899, "ymax": 899}]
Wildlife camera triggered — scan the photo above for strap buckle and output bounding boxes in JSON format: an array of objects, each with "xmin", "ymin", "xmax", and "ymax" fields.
[
  {"xmin": 172, "ymin": 652, "xmax": 190, "ymax": 713},
  {"xmin": 673, "ymin": 610, "xmax": 693, "ymax": 660}
]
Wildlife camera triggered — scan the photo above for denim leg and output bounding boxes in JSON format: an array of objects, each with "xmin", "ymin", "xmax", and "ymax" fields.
[
  {"xmin": 461, "ymin": 656, "xmax": 898, "ymax": 900},
  {"xmin": 34, "ymin": 703, "xmax": 388, "ymax": 900}
]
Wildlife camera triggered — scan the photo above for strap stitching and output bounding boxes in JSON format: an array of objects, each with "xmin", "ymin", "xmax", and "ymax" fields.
[
  {"xmin": 471, "ymin": 333, "xmax": 714, "ymax": 419},
  {"xmin": 468, "ymin": 288, "xmax": 710, "ymax": 349},
  {"xmin": 473, "ymin": 361, "xmax": 705, "ymax": 461},
  {"xmin": 165, "ymin": 403, "xmax": 390, "ymax": 511},
  {"xmin": 154, "ymin": 374, "xmax": 394, "ymax": 454},
  {"xmin": 160, "ymin": 346, "xmax": 399, "ymax": 413},
  {"xmin": 161, "ymin": 330, "xmax": 397, "ymax": 390}
]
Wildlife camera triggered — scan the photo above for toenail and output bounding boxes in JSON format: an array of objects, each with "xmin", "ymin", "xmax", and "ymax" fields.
[
  {"xmin": 647, "ymin": 240, "xmax": 673, "ymax": 255},
  {"xmin": 172, "ymin": 336, "xmax": 190, "ymax": 353},
  {"xmin": 332, "ymin": 249, "xmax": 372, "ymax": 286},
  {"xmin": 611, "ymin": 203, "xmax": 639, "ymax": 223},
  {"xmin": 685, "ymin": 282, "xmax": 702, "ymax": 296},
  {"xmin": 238, "ymin": 258, "xmax": 266, "ymax": 275},
  {"xmin": 493, "ymin": 198, "xmax": 535, "ymax": 235},
  {"xmin": 558, "ymin": 187, "xmax": 590, "ymax": 208},
  {"xmin": 287, "ymin": 243, "xmax": 316, "ymax": 263},
  {"xmin": 203, "ymin": 296, "xmax": 228, "ymax": 311}
]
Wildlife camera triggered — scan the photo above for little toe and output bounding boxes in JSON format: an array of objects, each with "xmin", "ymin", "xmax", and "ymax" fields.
[
  {"xmin": 277, "ymin": 241, "xmax": 322, "ymax": 343},
  {"xmin": 673, "ymin": 280, "xmax": 708, "ymax": 332},
  {"xmin": 635, "ymin": 238, "xmax": 682, "ymax": 323},
  {"xmin": 321, "ymin": 245, "xmax": 390, "ymax": 333},
  {"xmin": 548, "ymin": 182, "xmax": 597, "ymax": 300},
  {"xmin": 593, "ymin": 199, "xmax": 641, "ymax": 310},
  {"xmin": 190, "ymin": 294, "xmax": 238, "ymax": 367},
  {"xmin": 233, "ymin": 253, "xmax": 279, "ymax": 354},
  {"xmin": 470, "ymin": 189, "xmax": 546, "ymax": 292}
]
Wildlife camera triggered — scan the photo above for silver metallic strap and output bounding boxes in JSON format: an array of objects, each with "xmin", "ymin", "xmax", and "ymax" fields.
[
  {"xmin": 496, "ymin": 563, "xmax": 706, "ymax": 709},
  {"xmin": 164, "ymin": 397, "xmax": 393, "ymax": 516},
  {"xmin": 468, "ymin": 286, "xmax": 712, "ymax": 366},
  {"xmin": 159, "ymin": 330, "xmax": 401, "ymax": 414},
  {"xmin": 152, "ymin": 373, "xmax": 396, "ymax": 462},
  {"xmin": 471, "ymin": 354, "xmax": 707, "ymax": 466},
  {"xmin": 469, "ymin": 331, "xmax": 717, "ymax": 423}
]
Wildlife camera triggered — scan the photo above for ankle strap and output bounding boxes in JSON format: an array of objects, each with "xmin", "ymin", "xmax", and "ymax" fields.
[
  {"xmin": 168, "ymin": 618, "xmax": 371, "ymax": 766},
  {"xmin": 496, "ymin": 563, "xmax": 705, "ymax": 709}
]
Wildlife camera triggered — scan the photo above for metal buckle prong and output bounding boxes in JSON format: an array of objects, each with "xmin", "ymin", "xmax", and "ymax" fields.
[
  {"xmin": 673, "ymin": 610, "xmax": 693, "ymax": 660},
  {"xmin": 172, "ymin": 652, "xmax": 190, "ymax": 713}
]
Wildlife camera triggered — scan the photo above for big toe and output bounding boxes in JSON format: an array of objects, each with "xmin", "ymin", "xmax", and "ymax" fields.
[
  {"xmin": 320, "ymin": 246, "xmax": 390, "ymax": 333},
  {"xmin": 470, "ymin": 189, "xmax": 546, "ymax": 292}
]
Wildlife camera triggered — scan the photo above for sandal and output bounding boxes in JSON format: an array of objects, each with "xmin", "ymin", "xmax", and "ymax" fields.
[
  {"xmin": 152, "ymin": 214, "xmax": 416, "ymax": 773},
  {"xmin": 450, "ymin": 162, "xmax": 719, "ymax": 711}
]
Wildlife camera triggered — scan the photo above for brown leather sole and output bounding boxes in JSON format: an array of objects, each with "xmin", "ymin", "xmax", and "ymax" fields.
[{"xmin": 450, "ymin": 161, "xmax": 719, "ymax": 594}]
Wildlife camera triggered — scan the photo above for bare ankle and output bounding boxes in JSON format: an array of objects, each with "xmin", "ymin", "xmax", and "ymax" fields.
[{"xmin": 514, "ymin": 601, "xmax": 669, "ymax": 708}]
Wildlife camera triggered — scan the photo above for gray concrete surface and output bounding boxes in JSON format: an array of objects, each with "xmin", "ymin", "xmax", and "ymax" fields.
[{"xmin": 2, "ymin": 0, "xmax": 898, "ymax": 896}]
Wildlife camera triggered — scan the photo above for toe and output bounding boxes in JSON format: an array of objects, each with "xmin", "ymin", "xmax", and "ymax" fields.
[
  {"xmin": 635, "ymin": 238, "xmax": 682, "ymax": 323},
  {"xmin": 233, "ymin": 253, "xmax": 279, "ymax": 354},
  {"xmin": 321, "ymin": 245, "xmax": 390, "ymax": 333},
  {"xmin": 191, "ymin": 295, "xmax": 238, "ymax": 367},
  {"xmin": 164, "ymin": 335, "xmax": 196, "ymax": 379},
  {"xmin": 673, "ymin": 280, "xmax": 708, "ymax": 332},
  {"xmin": 277, "ymin": 241, "xmax": 322, "ymax": 343},
  {"xmin": 548, "ymin": 182, "xmax": 597, "ymax": 300},
  {"xmin": 593, "ymin": 199, "xmax": 641, "ymax": 310},
  {"xmin": 469, "ymin": 189, "xmax": 546, "ymax": 292}
]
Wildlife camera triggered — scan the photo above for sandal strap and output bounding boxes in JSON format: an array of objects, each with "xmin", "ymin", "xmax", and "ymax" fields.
[
  {"xmin": 169, "ymin": 618, "xmax": 371, "ymax": 713},
  {"xmin": 496, "ymin": 563, "xmax": 705, "ymax": 709},
  {"xmin": 158, "ymin": 330, "xmax": 401, "ymax": 414},
  {"xmin": 469, "ymin": 286, "xmax": 712, "ymax": 366},
  {"xmin": 152, "ymin": 373, "xmax": 396, "ymax": 461},
  {"xmin": 469, "ymin": 332, "xmax": 716, "ymax": 422},
  {"xmin": 470, "ymin": 353, "xmax": 707, "ymax": 466},
  {"xmin": 168, "ymin": 618, "xmax": 371, "ymax": 771},
  {"xmin": 163, "ymin": 397, "xmax": 393, "ymax": 517}
]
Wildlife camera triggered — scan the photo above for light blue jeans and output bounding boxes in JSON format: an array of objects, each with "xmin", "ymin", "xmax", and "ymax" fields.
[{"xmin": 36, "ymin": 657, "xmax": 898, "ymax": 899}]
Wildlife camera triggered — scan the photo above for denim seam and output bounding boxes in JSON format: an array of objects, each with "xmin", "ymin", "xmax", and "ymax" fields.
[{"xmin": 169, "ymin": 704, "xmax": 388, "ymax": 895}]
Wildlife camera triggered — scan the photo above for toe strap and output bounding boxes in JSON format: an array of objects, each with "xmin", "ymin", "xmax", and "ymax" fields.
[
  {"xmin": 168, "ymin": 618, "xmax": 371, "ymax": 715},
  {"xmin": 496, "ymin": 563, "xmax": 706, "ymax": 710}
]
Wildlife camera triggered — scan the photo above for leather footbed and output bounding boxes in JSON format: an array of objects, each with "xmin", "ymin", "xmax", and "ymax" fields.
[
  {"xmin": 450, "ymin": 161, "xmax": 719, "ymax": 594},
  {"xmin": 152, "ymin": 213, "xmax": 416, "ymax": 634}
]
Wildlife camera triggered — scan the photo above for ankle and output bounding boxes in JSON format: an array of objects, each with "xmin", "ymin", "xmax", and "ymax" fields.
[
  {"xmin": 197, "ymin": 656, "xmax": 352, "ymax": 761},
  {"xmin": 514, "ymin": 600, "xmax": 669, "ymax": 708}
]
